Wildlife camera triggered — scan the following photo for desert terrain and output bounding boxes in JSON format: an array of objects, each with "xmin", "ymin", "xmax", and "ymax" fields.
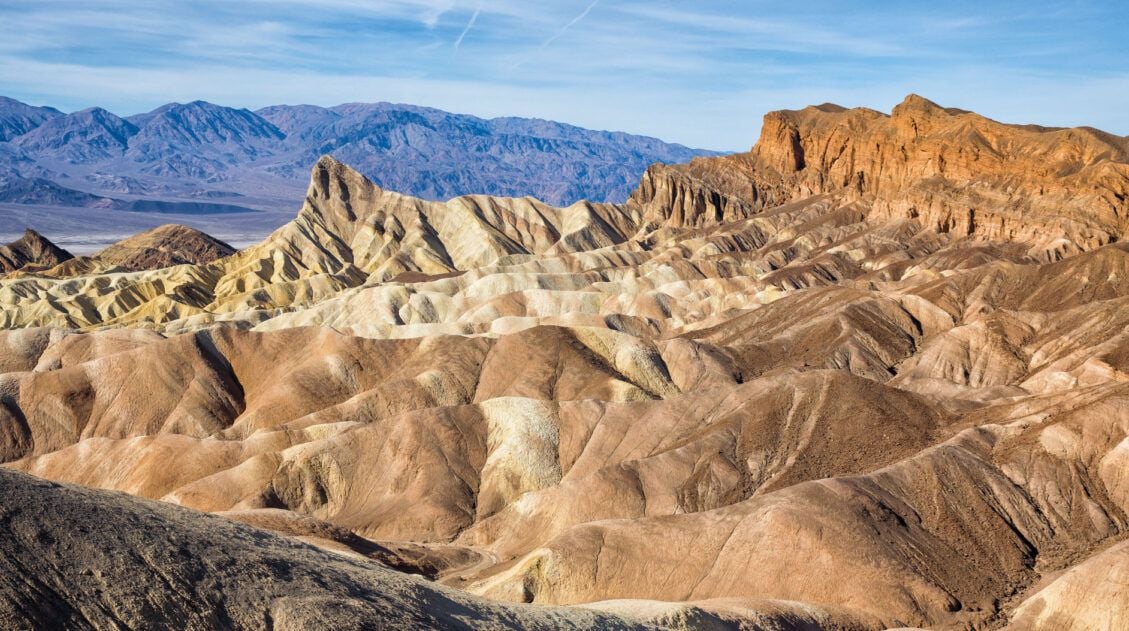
[{"xmin": 2, "ymin": 94, "xmax": 1129, "ymax": 629}]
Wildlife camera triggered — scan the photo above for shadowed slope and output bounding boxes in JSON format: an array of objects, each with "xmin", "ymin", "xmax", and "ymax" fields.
[
  {"xmin": 94, "ymin": 224, "xmax": 237, "ymax": 271},
  {"xmin": 0, "ymin": 468, "xmax": 648, "ymax": 630},
  {"xmin": 0, "ymin": 229, "xmax": 72, "ymax": 273}
]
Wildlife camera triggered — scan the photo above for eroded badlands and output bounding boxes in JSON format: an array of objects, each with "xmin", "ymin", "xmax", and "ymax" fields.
[{"xmin": 2, "ymin": 95, "xmax": 1129, "ymax": 629}]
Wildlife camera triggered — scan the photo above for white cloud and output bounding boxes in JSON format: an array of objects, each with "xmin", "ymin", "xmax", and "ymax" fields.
[
  {"xmin": 454, "ymin": 6, "xmax": 481, "ymax": 49},
  {"xmin": 0, "ymin": 1, "xmax": 1126, "ymax": 150},
  {"xmin": 542, "ymin": 0, "xmax": 600, "ymax": 48}
]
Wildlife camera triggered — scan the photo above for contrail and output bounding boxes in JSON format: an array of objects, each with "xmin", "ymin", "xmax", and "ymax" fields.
[
  {"xmin": 542, "ymin": 0, "xmax": 600, "ymax": 48},
  {"xmin": 454, "ymin": 7, "xmax": 481, "ymax": 49}
]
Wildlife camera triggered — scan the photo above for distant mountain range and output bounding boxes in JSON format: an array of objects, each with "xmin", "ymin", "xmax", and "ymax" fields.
[{"xmin": 0, "ymin": 96, "xmax": 722, "ymax": 213}]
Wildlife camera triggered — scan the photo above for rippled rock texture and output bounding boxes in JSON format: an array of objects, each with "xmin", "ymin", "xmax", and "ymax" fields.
[{"xmin": 2, "ymin": 95, "xmax": 1129, "ymax": 629}]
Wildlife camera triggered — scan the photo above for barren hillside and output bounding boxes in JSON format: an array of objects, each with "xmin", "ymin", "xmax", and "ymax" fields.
[{"xmin": 2, "ymin": 95, "xmax": 1128, "ymax": 629}]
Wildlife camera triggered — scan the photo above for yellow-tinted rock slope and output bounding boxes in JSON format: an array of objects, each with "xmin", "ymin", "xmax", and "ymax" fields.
[{"xmin": 3, "ymin": 95, "xmax": 1129, "ymax": 629}]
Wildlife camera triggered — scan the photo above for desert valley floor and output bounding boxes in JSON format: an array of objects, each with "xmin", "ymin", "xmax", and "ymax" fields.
[{"xmin": 2, "ymin": 95, "xmax": 1129, "ymax": 629}]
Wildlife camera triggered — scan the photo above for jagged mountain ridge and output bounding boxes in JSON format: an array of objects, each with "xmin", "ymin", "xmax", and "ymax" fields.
[
  {"xmin": 3, "ymin": 95, "xmax": 1129, "ymax": 628},
  {"xmin": 124, "ymin": 101, "xmax": 286, "ymax": 178},
  {"xmin": 13, "ymin": 107, "xmax": 139, "ymax": 163},
  {"xmin": 0, "ymin": 96, "xmax": 62, "ymax": 142},
  {"xmin": 0, "ymin": 96, "xmax": 720, "ymax": 208},
  {"xmin": 257, "ymin": 102, "xmax": 718, "ymax": 203},
  {"xmin": 3, "ymin": 95, "xmax": 1126, "ymax": 331},
  {"xmin": 633, "ymin": 94, "xmax": 1129, "ymax": 254}
]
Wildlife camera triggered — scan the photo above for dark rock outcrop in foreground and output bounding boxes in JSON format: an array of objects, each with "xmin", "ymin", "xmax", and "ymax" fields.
[{"xmin": 0, "ymin": 469, "xmax": 644, "ymax": 631}]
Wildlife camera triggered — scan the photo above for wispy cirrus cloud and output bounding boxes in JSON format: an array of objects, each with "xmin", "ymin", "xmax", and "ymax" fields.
[
  {"xmin": 454, "ymin": 5, "xmax": 481, "ymax": 49},
  {"xmin": 612, "ymin": 4, "xmax": 904, "ymax": 57},
  {"xmin": 0, "ymin": 0, "xmax": 1126, "ymax": 150},
  {"xmin": 542, "ymin": 0, "xmax": 600, "ymax": 48}
]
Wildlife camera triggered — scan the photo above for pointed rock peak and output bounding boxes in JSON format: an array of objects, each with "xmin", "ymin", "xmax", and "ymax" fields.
[
  {"xmin": 67, "ymin": 107, "xmax": 134, "ymax": 128},
  {"xmin": 0, "ymin": 228, "xmax": 73, "ymax": 272},
  {"xmin": 20, "ymin": 228, "xmax": 52, "ymax": 244},
  {"xmin": 314, "ymin": 154, "xmax": 347, "ymax": 171},
  {"xmin": 16, "ymin": 229, "xmax": 69, "ymax": 257},
  {"xmin": 310, "ymin": 155, "xmax": 380, "ymax": 194},
  {"xmin": 311, "ymin": 154, "xmax": 350, "ymax": 194},
  {"xmin": 892, "ymin": 94, "xmax": 947, "ymax": 118},
  {"xmin": 305, "ymin": 155, "xmax": 382, "ymax": 224}
]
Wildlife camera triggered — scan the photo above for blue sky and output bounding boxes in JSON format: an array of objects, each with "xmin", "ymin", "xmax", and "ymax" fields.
[{"xmin": 0, "ymin": 1, "xmax": 1127, "ymax": 150}]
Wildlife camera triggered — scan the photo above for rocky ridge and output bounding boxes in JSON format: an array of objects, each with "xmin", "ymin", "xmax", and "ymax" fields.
[
  {"xmin": 94, "ymin": 224, "xmax": 237, "ymax": 271},
  {"xmin": 633, "ymin": 94, "xmax": 1129, "ymax": 256},
  {"xmin": 0, "ymin": 229, "xmax": 73, "ymax": 273},
  {"xmin": 2, "ymin": 95, "xmax": 1129, "ymax": 629},
  {"xmin": 0, "ymin": 468, "xmax": 649, "ymax": 630},
  {"xmin": 0, "ymin": 96, "xmax": 719, "ymax": 209},
  {"xmin": 0, "ymin": 96, "xmax": 62, "ymax": 142}
]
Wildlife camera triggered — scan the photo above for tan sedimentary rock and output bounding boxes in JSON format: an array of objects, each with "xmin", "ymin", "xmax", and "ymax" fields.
[
  {"xmin": 635, "ymin": 94, "xmax": 1129, "ymax": 256},
  {"xmin": 3, "ymin": 96, "xmax": 1129, "ymax": 628},
  {"xmin": 1008, "ymin": 538, "xmax": 1129, "ymax": 630}
]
